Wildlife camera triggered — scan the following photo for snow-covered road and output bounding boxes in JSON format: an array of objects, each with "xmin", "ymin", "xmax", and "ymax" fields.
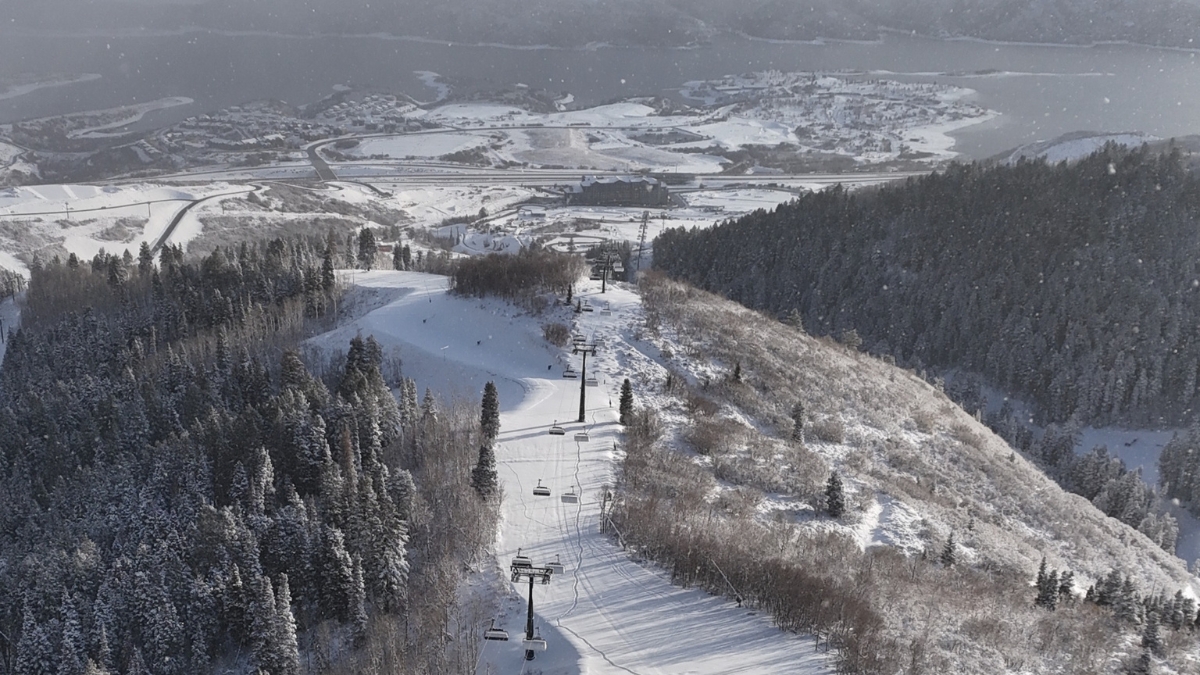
[{"xmin": 315, "ymin": 271, "xmax": 832, "ymax": 675}]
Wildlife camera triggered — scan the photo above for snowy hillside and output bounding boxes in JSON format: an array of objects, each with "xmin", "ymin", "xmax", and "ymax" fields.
[
  {"xmin": 302, "ymin": 266, "xmax": 1200, "ymax": 673},
  {"xmin": 306, "ymin": 271, "xmax": 836, "ymax": 674},
  {"xmin": 996, "ymin": 131, "xmax": 1159, "ymax": 165}
]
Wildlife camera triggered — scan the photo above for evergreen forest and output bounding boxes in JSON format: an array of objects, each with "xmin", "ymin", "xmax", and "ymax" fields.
[
  {"xmin": 654, "ymin": 144, "xmax": 1200, "ymax": 429},
  {"xmin": 0, "ymin": 239, "xmax": 497, "ymax": 674}
]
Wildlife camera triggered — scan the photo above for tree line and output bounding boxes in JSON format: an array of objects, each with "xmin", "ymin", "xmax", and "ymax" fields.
[{"xmin": 653, "ymin": 144, "xmax": 1200, "ymax": 429}]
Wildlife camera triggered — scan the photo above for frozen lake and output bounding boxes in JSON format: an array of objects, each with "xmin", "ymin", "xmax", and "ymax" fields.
[{"xmin": 0, "ymin": 31, "xmax": 1199, "ymax": 158}]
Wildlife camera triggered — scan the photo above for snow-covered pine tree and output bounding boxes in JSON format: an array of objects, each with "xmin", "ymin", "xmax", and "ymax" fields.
[
  {"xmin": 386, "ymin": 468, "xmax": 416, "ymax": 523},
  {"xmin": 399, "ymin": 377, "xmax": 419, "ymax": 429},
  {"xmin": 1141, "ymin": 608, "xmax": 1162, "ymax": 656},
  {"xmin": 421, "ymin": 388, "xmax": 438, "ymax": 421},
  {"xmin": 790, "ymin": 400, "xmax": 805, "ymax": 443},
  {"xmin": 1057, "ymin": 570, "xmax": 1074, "ymax": 603},
  {"xmin": 58, "ymin": 592, "xmax": 86, "ymax": 675},
  {"xmin": 481, "ymin": 381, "xmax": 500, "ymax": 443},
  {"xmin": 1035, "ymin": 558, "xmax": 1054, "ymax": 609},
  {"xmin": 273, "ymin": 575, "xmax": 301, "ymax": 675},
  {"xmin": 940, "ymin": 533, "xmax": 957, "ymax": 568},
  {"xmin": 249, "ymin": 574, "xmax": 279, "ymax": 674},
  {"xmin": 350, "ymin": 555, "xmax": 368, "ymax": 643},
  {"xmin": 392, "ymin": 243, "xmax": 404, "ymax": 271},
  {"xmin": 471, "ymin": 444, "xmax": 499, "ymax": 498},
  {"xmin": 137, "ymin": 242, "xmax": 154, "ymax": 276},
  {"xmin": 321, "ymin": 246, "xmax": 336, "ymax": 291},
  {"xmin": 825, "ymin": 471, "xmax": 845, "ymax": 518},
  {"xmin": 619, "ymin": 378, "xmax": 634, "ymax": 425},
  {"xmin": 357, "ymin": 228, "xmax": 377, "ymax": 270}
]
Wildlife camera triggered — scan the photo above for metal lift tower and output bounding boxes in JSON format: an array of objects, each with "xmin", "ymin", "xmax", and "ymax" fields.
[
  {"xmin": 510, "ymin": 559, "xmax": 553, "ymax": 660},
  {"xmin": 573, "ymin": 340, "xmax": 597, "ymax": 423}
]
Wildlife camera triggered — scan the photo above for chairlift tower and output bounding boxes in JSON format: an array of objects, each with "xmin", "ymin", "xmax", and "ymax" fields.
[
  {"xmin": 510, "ymin": 559, "xmax": 553, "ymax": 660},
  {"xmin": 573, "ymin": 341, "xmax": 597, "ymax": 423},
  {"xmin": 594, "ymin": 248, "xmax": 624, "ymax": 293},
  {"xmin": 635, "ymin": 210, "xmax": 649, "ymax": 272}
]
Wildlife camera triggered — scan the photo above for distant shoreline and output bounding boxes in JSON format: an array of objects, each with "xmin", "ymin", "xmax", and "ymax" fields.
[
  {"xmin": 1, "ymin": 25, "xmax": 1198, "ymax": 56},
  {"xmin": 0, "ymin": 73, "xmax": 102, "ymax": 102}
]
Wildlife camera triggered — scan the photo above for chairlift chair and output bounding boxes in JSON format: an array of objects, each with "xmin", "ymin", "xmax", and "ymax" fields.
[
  {"xmin": 533, "ymin": 479, "xmax": 551, "ymax": 497},
  {"xmin": 484, "ymin": 619, "xmax": 510, "ymax": 641},
  {"xmin": 573, "ymin": 430, "xmax": 590, "ymax": 442},
  {"xmin": 589, "ymin": 272, "xmax": 603, "ymax": 281},
  {"xmin": 546, "ymin": 554, "xmax": 565, "ymax": 574},
  {"xmin": 523, "ymin": 629, "xmax": 548, "ymax": 652},
  {"xmin": 582, "ymin": 303, "xmax": 594, "ymax": 312},
  {"xmin": 572, "ymin": 334, "xmax": 587, "ymax": 344},
  {"xmin": 548, "ymin": 421, "xmax": 565, "ymax": 436},
  {"xmin": 585, "ymin": 375, "xmax": 599, "ymax": 387},
  {"xmin": 561, "ymin": 487, "xmax": 579, "ymax": 504},
  {"xmin": 562, "ymin": 368, "xmax": 579, "ymax": 379},
  {"xmin": 511, "ymin": 548, "xmax": 532, "ymax": 568}
]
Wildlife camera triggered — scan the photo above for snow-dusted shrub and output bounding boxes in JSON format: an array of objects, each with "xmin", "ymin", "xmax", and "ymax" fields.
[
  {"xmin": 810, "ymin": 415, "xmax": 846, "ymax": 444},
  {"xmin": 542, "ymin": 321, "xmax": 570, "ymax": 347},
  {"xmin": 686, "ymin": 416, "xmax": 741, "ymax": 456}
]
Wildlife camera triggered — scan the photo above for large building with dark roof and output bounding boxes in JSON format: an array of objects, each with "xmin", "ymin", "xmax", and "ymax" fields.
[{"xmin": 567, "ymin": 175, "xmax": 669, "ymax": 206}]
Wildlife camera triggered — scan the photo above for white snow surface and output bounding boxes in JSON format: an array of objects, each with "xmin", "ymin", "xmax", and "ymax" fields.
[
  {"xmin": 0, "ymin": 182, "xmax": 247, "ymax": 268},
  {"xmin": 307, "ymin": 271, "xmax": 835, "ymax": 675},
  {"xmin": 1000, "ymin": 132, "xmax": 1158, "ymax": 165},
  {"xmin": 349, "ymin": 132, "xmax": 492, "ymax": 159}
]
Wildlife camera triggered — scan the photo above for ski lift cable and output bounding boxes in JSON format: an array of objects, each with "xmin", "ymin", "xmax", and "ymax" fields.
[
  {"xmin": 556, "ymin": 411, "xmax": 591, "ymax": 623},
  {"xmin": 473, "ymin": 621, "xmax": 495, "ymax": 673}
]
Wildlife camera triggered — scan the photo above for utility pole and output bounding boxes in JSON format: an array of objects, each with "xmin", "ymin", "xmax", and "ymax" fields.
[
  {"xmin": 510, "ymin": 560, "xmax": 553, "ymax": 661},
  {"xmin": 573, "ymin": 340, "xmax": 597, "ymax": 423}
]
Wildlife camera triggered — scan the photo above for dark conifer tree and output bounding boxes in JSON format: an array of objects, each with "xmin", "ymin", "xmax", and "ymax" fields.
[
  {"xmin": 481, "ymin": 381, "xmax": 500, "ymax": 443},
  {"xmin": 619, "ymin": 378, "xmax": 634, "ymax": 425},
  {"xmin": 1142, "ymin": 609, "xmax": 1162, "ymax": 656},
  {"xmin": 321, "ymin": 246, "xmax": 336, "ymax": 291},
  {"xmin": 825, "ymin": 471, "xmax": 845, "ymax": 518},
  {"xmin": 471, "ymin": 444, "xmax": 498, "ymax": 498},
  {"xmin": 940, "ymin": 533, "xmax": 957, "ymax": 568},
  {"xmin": 790, "ymin": 401, "xmax": 805, "ymax": 442},
  {"xmin": 357, "ymin": 228, "xmax": 377, "ymax": 271},
  {"xmin": 138, "ymin": 242, "xmax": 155, "ymax": 276}
]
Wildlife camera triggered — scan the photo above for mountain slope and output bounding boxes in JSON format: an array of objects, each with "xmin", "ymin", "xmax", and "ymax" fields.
[
  {"xmin": 11, "ymin": 0, "xmax": 1200, "ymax": 49},
  {"xmin": 311, "ymin": 270, "xmax": 836, "ymax": 674},
  {"xmin": 615, "ymin": 272, "xmax": 1197, "ymax": 672}
]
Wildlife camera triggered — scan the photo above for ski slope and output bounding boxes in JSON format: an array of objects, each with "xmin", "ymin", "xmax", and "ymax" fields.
[{"xmin": 311, "ymin": 271, "xmax": 834, "ymax": 675}]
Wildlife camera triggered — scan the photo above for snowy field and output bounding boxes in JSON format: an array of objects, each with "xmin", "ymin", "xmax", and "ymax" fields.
[
  {"xmin": 335, "ymin": 71, "xmax": 993, "ymax": 173},
  {"xmin": 307, "ymin": 271, "xmax": 836, "ymax": 675},
  {"xmin": 0, "ymin": 182, "xmax": 251, "ymax": 272},
  {"xmin": 349, "ymin": 132, "xmax": 493, "ymax": 159}
]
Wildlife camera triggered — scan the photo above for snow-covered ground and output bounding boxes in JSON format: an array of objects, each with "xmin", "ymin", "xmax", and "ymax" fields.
[
  {"xmin": 0, "ymin": 182, "xmax": 250, "ymax": 272},
  {"xmin": 998, "ymin": 131, "xmax": 1158, "ymax": 165},
  {"xmin": 309, "ymin": 271, "xmax": 836, "ymax": 675},
  {"xmin": 332, "ymin": 71, "xmax": 993, "ymax": 173}
]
